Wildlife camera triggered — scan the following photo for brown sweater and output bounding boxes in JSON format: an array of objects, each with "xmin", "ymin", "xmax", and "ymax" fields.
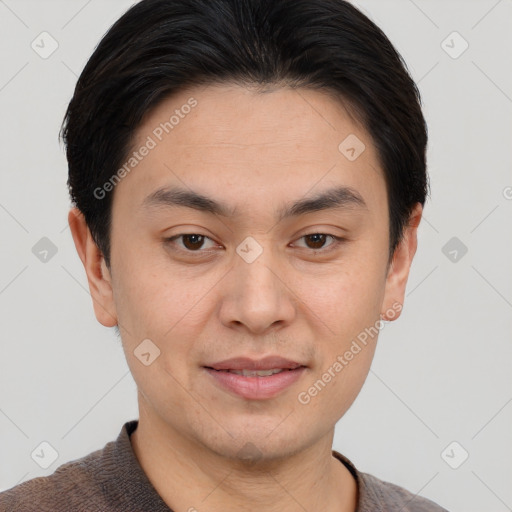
[{"xmin": 0, "ymin": 420, "xmax": 448, "ymax": 511}]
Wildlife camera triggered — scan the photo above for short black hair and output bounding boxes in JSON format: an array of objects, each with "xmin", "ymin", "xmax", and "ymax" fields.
[{"xmin": 60, "ymin": 0, "xmax": 428, "ymax": 269}]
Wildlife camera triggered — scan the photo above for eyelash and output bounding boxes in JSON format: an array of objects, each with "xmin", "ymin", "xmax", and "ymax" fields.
[{"xmin": 164, "ymin": 233, "xmax": 345, "ymax": 256}]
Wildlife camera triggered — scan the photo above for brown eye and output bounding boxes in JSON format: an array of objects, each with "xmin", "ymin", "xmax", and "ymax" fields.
[
  {"xmin": 181, "ymin": 234, "xmax": 205, "ymax": 251},
  {"xmin": 165, "ymin": 234, "xmax": 217, "ymax": 253},
  {"xmin": 296, "ymin": 233, "xmax": 344, "ymax": 251},
  {"xmin": 303, "ymin": 233, "xmax": 329, "ymax": 250}
]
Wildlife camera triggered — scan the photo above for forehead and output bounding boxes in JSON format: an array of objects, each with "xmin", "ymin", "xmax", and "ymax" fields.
[
  {"xmin": 135, "ymin": 83, "xmax": 370, "ymax": 153},
  {"xmin": 116, "ymin": 83, "xmax": 386, "ymax": 220}
]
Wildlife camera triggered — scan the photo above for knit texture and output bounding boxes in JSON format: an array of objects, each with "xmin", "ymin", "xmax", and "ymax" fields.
[{"xmin": 0, "ymin": 420, "xmax": 449, "ymax": 511}]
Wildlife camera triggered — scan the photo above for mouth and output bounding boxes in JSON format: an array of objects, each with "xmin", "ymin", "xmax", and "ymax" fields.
[
  {"xmin": 203, "ymin": 355, "xmax": 305, "ymax": 372},
  {"xmin": 202, "ymin": 356, "xmax": 307, "ymax": 400},
  {"xmin": 205, "ymin": 367, "xmax": 302, "ymax": 377}
]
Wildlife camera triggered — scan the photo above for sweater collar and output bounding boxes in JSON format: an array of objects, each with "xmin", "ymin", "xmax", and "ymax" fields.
[{"xmin": 117, "ymin": 420, "xmax": 370, "ymax": 511}]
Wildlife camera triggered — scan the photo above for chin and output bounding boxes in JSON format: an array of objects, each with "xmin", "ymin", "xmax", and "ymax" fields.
[{"xmin": 197, "ymin": 416, "xmax": 307, "ymax": 462}]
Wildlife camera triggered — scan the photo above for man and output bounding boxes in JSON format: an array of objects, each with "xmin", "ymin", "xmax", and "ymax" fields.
[{"xmin": 0, "ymin": 0, "xmax": 449, "ymax": 510}]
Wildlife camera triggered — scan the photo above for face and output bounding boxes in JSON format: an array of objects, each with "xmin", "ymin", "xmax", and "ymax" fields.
[{"xmin": 72, "ymin": 84, "xmax": 420, "ymax": 461}]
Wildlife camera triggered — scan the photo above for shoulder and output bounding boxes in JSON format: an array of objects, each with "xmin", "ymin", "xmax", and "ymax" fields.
[
  {"xmin": 357, "ymin": 470, "xmax": 449, "ymax": 511},
  {"xmin": 332, "ymin": 450, "xmax": 449, "ymax": 512},
  {"xmin": 0, "ymin": 420, "xmax": 169, "ymax": 512},
  {"xmin": 0, "ymin": 437, "xmax": 118, "ymax": 512}
]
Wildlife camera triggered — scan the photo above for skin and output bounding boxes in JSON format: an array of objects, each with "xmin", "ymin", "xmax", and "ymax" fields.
[{"xmin": 69, "ymin": 83, "xmax": 422, "ymax": 512}]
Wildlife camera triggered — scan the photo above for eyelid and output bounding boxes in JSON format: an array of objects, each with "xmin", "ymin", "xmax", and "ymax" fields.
[
  {"xmin": 164, "ymin": 232, "xmax": 346, "ymax": 255},
  {"xmin": 165, "ymin": 233, "xmax": 219, "ymax": 253},
  {"xmin": 291, "ymin": 233, "xmax": 345, "ymax": 252}
]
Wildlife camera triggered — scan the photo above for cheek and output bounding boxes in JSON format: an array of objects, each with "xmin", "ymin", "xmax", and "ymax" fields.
[
  {"xmin": 111, "ymin": 238, "xmax": 174, "ymax": 317},
  {"xmin": 295, "ymin": 342, "xmax": 377, "ymax": 434},
  {"xmin": 300, "ymin": 309, "xmax": 379, "ymax": 415},
  {"xmin": 329, "ymin": 347, "xmax": 376, "ymax": 413},
  {"xmin": 299, "ymin": 255, "xmax": 385, "ymax": 329},
  {"xmin": 296, "ymin": 253, "xmax": 384, "ymax": 405},
  {"xmin": 112, "ymin": 260, "xmax": 204, "ymax": 409},
  {"xmin": 111, "ymin": 247, "xmax": 221, "ymax": 360}
]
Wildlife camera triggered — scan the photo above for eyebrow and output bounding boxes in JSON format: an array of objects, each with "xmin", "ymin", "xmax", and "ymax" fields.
[{"xmin": 141, "ymin": 184, "xmax": 367, "ymax": 222}]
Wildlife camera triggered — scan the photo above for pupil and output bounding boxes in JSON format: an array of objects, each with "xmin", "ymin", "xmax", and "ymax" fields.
[
  {"xmin": 184, "ymin": 234, "xmax": 204, "ymax": 250},
  {"xmin": 181, "ymin": 234, "xmax": 327, "ymax": 251},
  {"xmin": 308, "ymin": 234, "xmax": 326, "ymax": 249}
]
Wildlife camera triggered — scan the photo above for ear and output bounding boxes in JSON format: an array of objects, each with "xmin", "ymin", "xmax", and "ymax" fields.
[
  {"xmin": 68, "ymin": 207, "xmax": 118, "ymax": 327},
  {"xmin": 381, "ymin": 203, "xmax": 423, "ymax": 321}
]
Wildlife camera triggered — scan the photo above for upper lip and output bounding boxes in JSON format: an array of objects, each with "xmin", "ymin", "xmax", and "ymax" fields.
[{"xmin": 204, "ymin": 356, "xmax": 305, "ymax": 371}]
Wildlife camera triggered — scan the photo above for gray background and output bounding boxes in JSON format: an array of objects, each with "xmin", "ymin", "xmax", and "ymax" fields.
[{"xmin": 0, "ymin": 1, "xmax": 511, "ymax": 510}]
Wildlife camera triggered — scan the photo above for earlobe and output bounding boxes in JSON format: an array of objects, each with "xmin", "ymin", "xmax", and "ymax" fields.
[
  {"xmin": 381, "ymin": 203, "xmax": 423, "ymax": 321},
  {"xmin": 68, "ymin": 208, "xmax": 118, "ymax": 327}
]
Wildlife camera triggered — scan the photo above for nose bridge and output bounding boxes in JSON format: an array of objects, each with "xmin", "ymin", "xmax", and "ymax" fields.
[
  {"xmin": 222, "ymin": 234, "xmax": 295, "ymax": 332},
  {"xmin": 234, "ymin": 234, "xmax": 280, "ymax": 296}
]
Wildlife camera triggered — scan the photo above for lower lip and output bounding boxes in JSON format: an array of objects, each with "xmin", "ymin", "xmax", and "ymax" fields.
[{"xmin": 204, "ymin": 367, "xmax": 307, "ymax": 400}]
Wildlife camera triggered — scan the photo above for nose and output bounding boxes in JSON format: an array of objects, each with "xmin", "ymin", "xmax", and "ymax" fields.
[{"xmin": 218, "ymin": 236, "xmax": 297, "ymax": 335}]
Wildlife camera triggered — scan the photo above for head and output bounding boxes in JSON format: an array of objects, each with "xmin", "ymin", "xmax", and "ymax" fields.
[{"xmin": 63, "ymin": 0, "xmax": 427, "ymax": 461}]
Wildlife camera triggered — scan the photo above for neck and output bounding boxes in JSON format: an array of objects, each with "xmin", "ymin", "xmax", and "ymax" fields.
[{"xmin": 130, "ymin": 402, "xmax": 358, "ymax": 512}]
